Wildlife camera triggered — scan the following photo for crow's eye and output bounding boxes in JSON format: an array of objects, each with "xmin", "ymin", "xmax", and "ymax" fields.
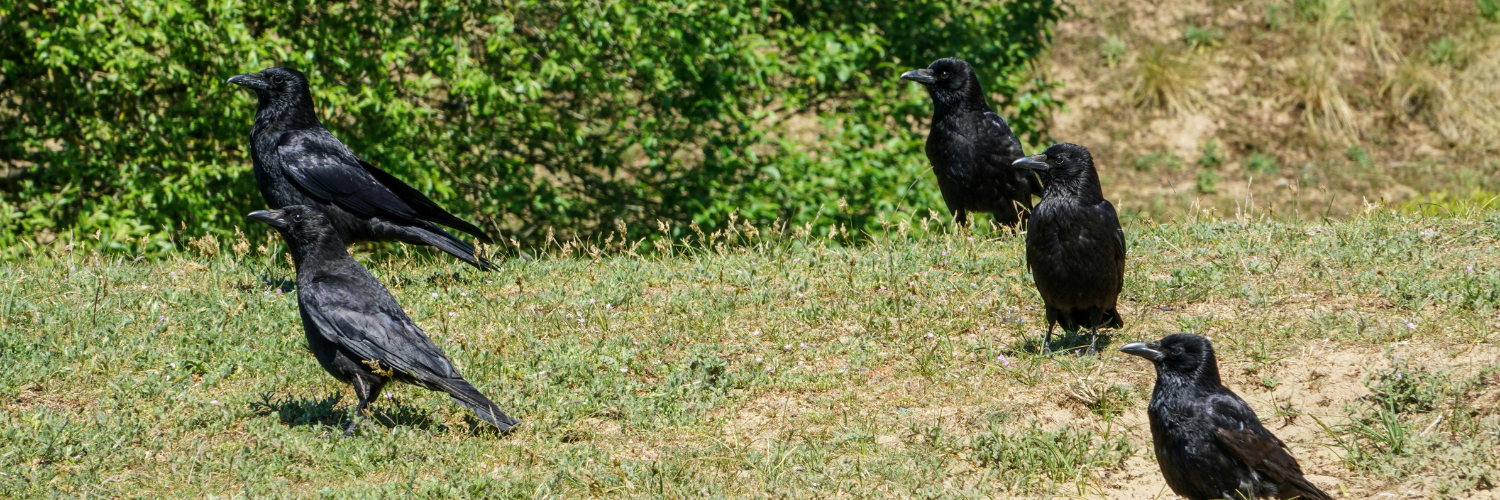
[
  {"xmin": 939, "ymin": 71, "xmax": 950, "ymax": 79},
  {"xmin": 271, "ymin": 75, "xmax": 285, "ymax": 84},
  {"xmin": 293, "ymin": 213, "xmax": 302, "ymax": 221}
]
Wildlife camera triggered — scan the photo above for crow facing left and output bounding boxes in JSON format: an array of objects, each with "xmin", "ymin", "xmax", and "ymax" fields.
[
  {"xmin": 1121, "ymin": 334, "xmax": 1333, "ymax": 500},
  {"xmin": 901, "ymin": 58, "xmax": 1040, "ymax": 227},
  {"xmin": 229, "ymin": 67, "xmax": 495, "ymax": 270},
  {"xmin": 1013, "ymin": 143, "xmax": 1125, "ymax": 354},
  {"xmin": 248, "ymin": 205, "xmax": 519, "ymax": 436}
]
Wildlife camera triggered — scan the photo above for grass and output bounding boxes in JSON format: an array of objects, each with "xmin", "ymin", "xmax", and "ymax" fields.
[
  {"xmin": 1044, "ymin": 0, "xmax": 1500, "ymax": 222},
  {"xmin": 2, "ymin": 207, "xmax": 1500, "ymax": 498}
]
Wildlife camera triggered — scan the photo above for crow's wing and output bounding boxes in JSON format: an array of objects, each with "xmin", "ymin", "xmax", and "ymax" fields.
[
  {"xmin": 275, "ymin": 129, "xmax": 423, "ymax": 224},
  {"xmin": 1209, "ymin": 395, "xmax": 1333, "ymax": 500},
  {"xmin": 357, "ymin": 159, "xmax": 493, "ymax": 242},
  {"xmin": 299, "ymin": 277, "xmax": 460, "ymax": 385},
  {"xmin": 982, "ymin": 111, "xmax": 1041, "ymax": 196}
]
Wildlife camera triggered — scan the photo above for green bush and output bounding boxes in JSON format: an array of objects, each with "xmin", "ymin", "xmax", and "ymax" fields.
[{"xmin": 0, "ymin": 0, "xmax": 1064, "ymax": 256}]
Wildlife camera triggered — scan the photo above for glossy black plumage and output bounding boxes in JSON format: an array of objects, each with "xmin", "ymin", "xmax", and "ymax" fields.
[
  {"xmin": 901, "ymin": 58, "xmax": 1040, "ymax": 227},
  {"xmin": 229, "ymin": 67, "xmax": 494, "ymax": 270},
  {"xmin": 248, "ymin": 205, "xmax": 519, "ymax": 435},
  {"xmin": 1121, "ymin": 334, "xmax": 1333, "ymax": 500},
  {"xmin": 1013, "ymin": 143, "xmax": 1124, "ymax": 354}
]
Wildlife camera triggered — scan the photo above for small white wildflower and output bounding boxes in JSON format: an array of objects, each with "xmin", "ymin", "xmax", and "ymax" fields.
[
  {"xmin": 141, "ymin": 285, "xmax": 149, "ymax": 290},
  {"xmin": 800, "ymin": 342, "xmax": 807, "ymax": 348},
  {"xmin": 755, "ymin": 357, "xmax": 763, "ymax": 362},
  {"xmin": 620, "ymin": 368, "xmax": 628, "ymax": 373},
  {"xmin": 460, "ymin": 292, "xmax": 468, "ymax": 296},
  {"xmin": 606, "ymin": 304, "xmax": 614, "ymax": 309},
  {"xmin": 1406, "ymin": 322, "xmax": 1417, "ymax": 330},
  {"xmin": 448, "ymin": 312, "xmax": 457, "ymax": 317},
  {"xmin": 784, "ymin": 344, "xmax": 792, "ymax": 350},
  {"xmin": 210, "ymin": 400, "xmax": 219, "ymax": 405},
  {"xmin": 431, "ymin": 292, "xmax": 439, "ymax": 298}
]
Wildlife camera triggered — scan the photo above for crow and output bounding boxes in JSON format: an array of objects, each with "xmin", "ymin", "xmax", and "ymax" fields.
[
  {"xmin": 1121, "ymin": 334, "xmax": 1333, "ymax": 500},
  {"xmin": 901, "ymin": 57, "xmax": 1040, "ymax": 227},
  {"xmin": 229, "ymin": 67, "xmax": 494, "ymax": 270},
  {"xmin": 248, "ymin": 205, "xmax": 519, "ymax": 436},
  {"xmin": 1012, "ymin": 143, "xmax": 1124, "ymax": 354}
]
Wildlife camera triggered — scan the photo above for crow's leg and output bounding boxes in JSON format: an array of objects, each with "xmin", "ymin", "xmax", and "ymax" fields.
[
  {"xmin": 344, "ymin": 374, "xmax": 386, "ymax": 437},
  {"xmin": 954, "ymin": 209, "xmax": 969, "ymax": 227},
  {"xmin": 1043, "ymin": 321, "xmax": 1055, "ymax": 356},
  {"xmin": 1085, "ymin": 309, "xmax": 1104, "ymax": 355}
]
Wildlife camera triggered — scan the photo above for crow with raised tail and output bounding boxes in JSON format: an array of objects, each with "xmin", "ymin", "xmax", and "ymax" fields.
[
  {"xmin": 901, "ymin": 57, "xmax": 1040, "ymax": 227},
  {"xmin": 248, "ymin": 205, "xmax": 519, "ymax": 435},
  {"xmin": 1012, "ymin": 143, "xmax": 1124, "ymax": 354},
  {"xmin": 229, "ymin": 67, "xmax": 494, "ymax": 270},
  {"xmin": 1121, "ymin": 334, "xmax": 1334, "ymax": 500}
]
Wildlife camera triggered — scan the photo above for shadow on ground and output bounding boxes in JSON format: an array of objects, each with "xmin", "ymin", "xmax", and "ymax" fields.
[{"xmin": 250, "ymin": 392, "xmax": 447, "ymax": 433}]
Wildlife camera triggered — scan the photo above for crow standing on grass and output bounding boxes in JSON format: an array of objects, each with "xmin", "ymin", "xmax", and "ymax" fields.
[
  {"xmin": 901, "ymin": 58, "xmax": 1040, "ymax": 227},
  {"xmin": 1121, "ymin": 334, "xmax": 1333, "ymax": 500},
  {"xmin": 248, "ymin": 205, "xmax": 519, "ymax": 436},
  {"xmin": 1012, "ymin": 143, "xmax": 1123, "ymax": 354},
  {"xmin": 229, "ymin": 67, "xmax": 495, "ymax": 270}
]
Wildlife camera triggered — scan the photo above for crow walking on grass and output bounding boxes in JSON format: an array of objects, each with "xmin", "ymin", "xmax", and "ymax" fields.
[
  {"xmin": 248, "ymin": 205, "xmax": 519, "ymax": 436},
  {"xmin": 1012, "ymin": 143, "xmax": 1124, "ymax": 354},
  {"xmin": 1121, "ymin": 334, "xmax": 1333, "ymax": 500},
  {"xmin": 230, "ymin": 67, "xmax": 494, "ymax": 270},
  {"xmin": 901, "ymin": 58, "xmax": 1040, "ymax": 227}
]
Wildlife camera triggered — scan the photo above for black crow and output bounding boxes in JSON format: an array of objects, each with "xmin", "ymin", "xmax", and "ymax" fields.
[
  {"xmin": 1012, "ymin": 143, "xmax": 1124, "ymax": 354},
  {"xmin": 248, "ymin": 205, "xmax": 519, "ymax": 435},
  {"xmin": 1121, "ymin": 334, "xmax": 1333, "ymax": 500},
  {"xmin": 901, "ymin": 58, "xmax": 1040, "ymax": 227},
  {"xmin": 229, "ymin": 67, "xmax": 494, "ymax": 270}
]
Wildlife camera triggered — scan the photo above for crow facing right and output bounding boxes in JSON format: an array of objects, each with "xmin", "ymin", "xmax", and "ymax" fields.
[
  {"xmin": 229, "ymin": 67, "xmax": 495, "ymax": 270},
  {"xmin": 1122, "ymin": 334, "xmax": 1333, "ymax": 500},
  {"xmin": 901, "ymin": 58, "xmax": 1040, "ymax": 227},
  {"xmin": 249, "ymin": 205, "xmax": 519, "ymax": 436},
  {"xmin": 1012, "ymin": 143, "xmax": 1124, "ymax": 354}
]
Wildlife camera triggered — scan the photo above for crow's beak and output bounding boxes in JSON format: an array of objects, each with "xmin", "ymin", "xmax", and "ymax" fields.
[
  {"xmin": 1119, "ymin": 342, "xmax": 1164, "ymax": 362},
  {"xmin": 900, "ymin": 68, "xmax": 937, "ymax": 85},
  {"xmin": 227, "ymin": 73, "xmax": 271, "ymax": 91},
  {"xmin": 1012, "ymin": 154, "xmax": 1050, "ymax": 171},
  {"xmin": 247, "ymin": 209, "xmax": 288, "ymax": 229}
]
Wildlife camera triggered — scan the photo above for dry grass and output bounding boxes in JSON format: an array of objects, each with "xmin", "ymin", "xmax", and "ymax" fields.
[{"xmin": 1043, "ymin": 0, "xmax": 1500, "ymax": 221}]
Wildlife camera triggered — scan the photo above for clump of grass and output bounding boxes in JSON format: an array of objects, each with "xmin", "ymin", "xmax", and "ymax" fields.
[
  {"xmin": 1126, "ymin": 42, "xmax": 1205, "ymax": 114},
  {"xmin": 1134, "ymin": 150, "xmax": 1183, "ymax": 172},
  {"xmin": 1098, "ymin": 36, "xmax": 1128, "ymax": 66},
  {"xmin": 1290, "ymin": 52, "xmax": 1360, "ymax": 140},
  {"xmin": 1197, "ymin": 170, "xmax": 1219, "ymax": 194},
  {"xmin": 1183, "ymin": 24, "xmax": 1225, "ymax": 52},
  {"xmin": 1244, "ymin": 152, "xmax": 1281, "ymax": 175},
  {"xmin": 966, "ymin": 423, "xmax": 1134, "ymax": 492},
  {"xmin": 1197, "ymin": 140, "xmax": 1224, "ymax": 169}
]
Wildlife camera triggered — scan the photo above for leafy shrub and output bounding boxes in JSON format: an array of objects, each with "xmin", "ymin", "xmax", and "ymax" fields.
[{"xmin": 0, "ymin": 0, "xmax": 1065, "ymax": 256}]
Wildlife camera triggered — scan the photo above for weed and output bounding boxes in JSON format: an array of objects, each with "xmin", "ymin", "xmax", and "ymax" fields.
[
  {"xmin": 967, "ymin": 423, "xmax": 1134, "ymax": 492},
  {"xmin": 1134, "ymin": 150, "xmax": 1184, "ymax": 172},
  {"xmin": 1127, "ymin": 42, "xmax": 1205, "ymax": 114},
  {"xmin": 1245, "ymin": 153, "xmax": 1281, "ymax": 175},
  {"xmin": 1183, "ymin": 25, "xmax": 1225, "ymax": 52},
  {"xmin": 1197, "ymin": 170, "xmax": 1220, "ymax": 194},
  {"xmin": 1198, "ymin": 140, "xmax": 1224, "ymax": 169},
  {"xmin": 1099, "ymin": 36, "xmax": 1128, "ymax": 66}
]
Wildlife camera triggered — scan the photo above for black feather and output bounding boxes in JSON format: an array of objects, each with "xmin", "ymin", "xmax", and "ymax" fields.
[
  {"xmin": 233, "ymin": 66, "xmax": 494, "ymax": 270},
  {"xmin": 1122, "ymin": 334, "xmax": 1333, "ymax": 500}
]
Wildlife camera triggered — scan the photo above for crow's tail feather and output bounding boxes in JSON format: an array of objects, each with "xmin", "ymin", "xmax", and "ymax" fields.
[
  {"xmin": 438, "ymin": 377, "xmax": 519, "ymax": 431},
  {"xmin": 414, "ymin": 225, "xmax": 495, "ymax": 271}
]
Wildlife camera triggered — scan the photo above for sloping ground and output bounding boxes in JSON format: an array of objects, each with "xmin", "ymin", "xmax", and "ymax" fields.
[
  {"xmin": 2, "ymin": 209, "xmax": 1498, "ymax": 497},
  {"xmin": 1043, "ymin": 0, "xmax": 1500, "ymax": 221}
]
